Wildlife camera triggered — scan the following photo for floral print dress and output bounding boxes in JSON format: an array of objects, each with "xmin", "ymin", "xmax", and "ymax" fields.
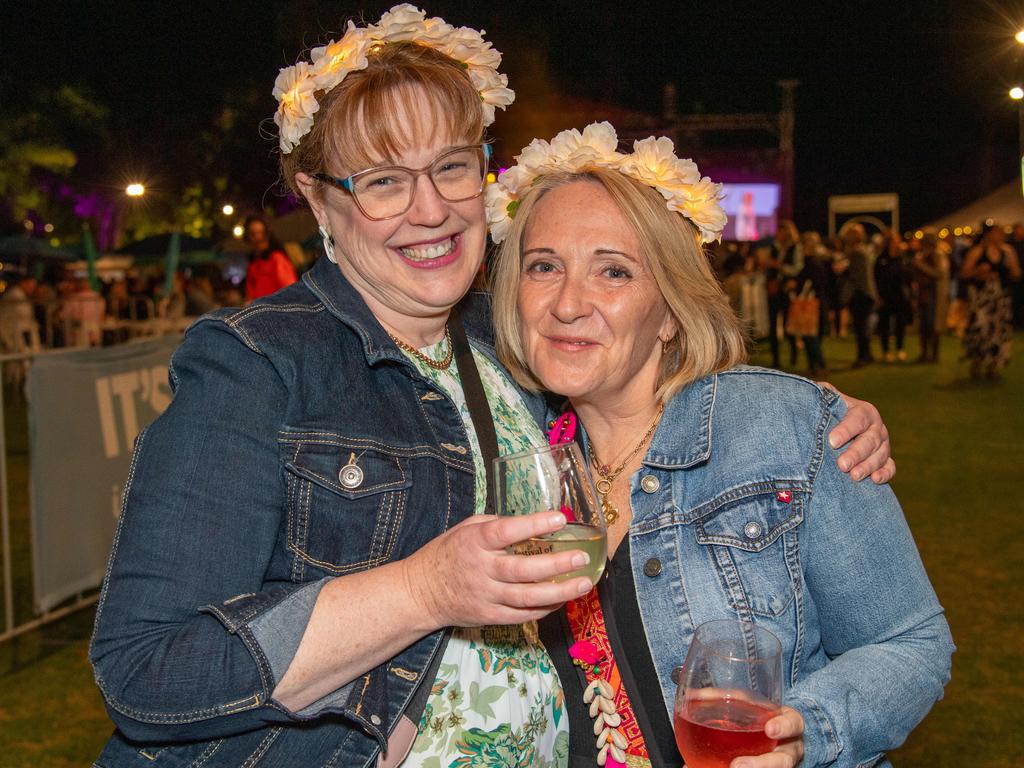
[{"xmin": 400, "ymin": 340, "xmax": 569, "ymax": 768}]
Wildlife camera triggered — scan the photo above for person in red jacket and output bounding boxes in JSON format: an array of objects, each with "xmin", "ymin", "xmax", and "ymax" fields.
[{"xmin": 243, "ymin": 215, "xmax": 298, "ymax": 301}]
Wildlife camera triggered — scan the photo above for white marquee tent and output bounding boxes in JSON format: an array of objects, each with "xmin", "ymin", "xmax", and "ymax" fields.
[{"xmin": 923, "ymin": 179, "xmax": 1024, "ymax": 230}]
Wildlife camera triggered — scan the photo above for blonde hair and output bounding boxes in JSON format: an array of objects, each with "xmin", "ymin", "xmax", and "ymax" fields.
[
  {"xmin": 490, "ymin": 168, "xmax": 747, "ymax": 402},
  {"xmin": 281, "ymin": 42, "xmax": 484, "ymax": 198}
]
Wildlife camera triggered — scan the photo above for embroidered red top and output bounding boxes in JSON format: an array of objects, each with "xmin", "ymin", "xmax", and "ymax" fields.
[{"xmin": 566, "ymin": 586, "xmax": 649, "ymax": 762}]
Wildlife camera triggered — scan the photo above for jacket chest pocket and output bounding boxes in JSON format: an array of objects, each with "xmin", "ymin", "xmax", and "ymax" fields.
[
  {"xmin": 282, "ymin": 440, "xmax": 413, "ymax": 576},
  {"xmin": 694, "ymin": 488, "xmax": 805, "ymax": 618}
]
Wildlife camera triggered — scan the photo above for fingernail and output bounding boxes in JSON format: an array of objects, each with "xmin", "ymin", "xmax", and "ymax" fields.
[
  {"xmin": 828, "ymin": 434, "xmax": 840, "ymax": 449},
  {"xmin": 577, "ymin": 579, "xmax": 593, "ymax": 595},
  {"xmin": 548, "ymin": 513, "xmax": 566, "ymax": 527},
  {"xmin": 837, "ymin": 457, "xmax": 849, "ymax": 471},
  {"xmin": 571, "ymin": 552, "xmax": 590, "ymax": 568},
  {"xmin": 852, "ymin": 469, "xmax": 863, "ymax": 481},
  {"xmin": 734, "ymin": 761, "xmax": 752, "ymax": 768},
  {"xmin": 766, "ymin": 722, "xmax": 781, "ymax": 738}
]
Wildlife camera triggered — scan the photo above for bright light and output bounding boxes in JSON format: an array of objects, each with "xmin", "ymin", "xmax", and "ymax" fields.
[
  {"xmin": 914, "ymin": 230, "xmax": 924, "ymax": 240},
  {"xmin": 1011, "ymin": 87, "xmax": 1024, "ymax": 100},
  {"xmin": 232, "ymin": 225, "xmax": 245, "ymax": 238},
  {"xmin": 963, "ymin": 225, "xmax": 973, "ymax": 235},
  {"xmin": 43, "ymin": 223, "xmax": 54, "ymax": 233},
  {"xmin": 985, "ymin": 217, "xmax": 995, "ymax": 226},
  {"xmin": 126, "ymin": 183, "xmax": 145, "ymax": 197},
  {"xmin": 953, "ymin": 227, "xmax": 963, "ymax": 236},
  {"xmin": 485, "ymin": 172, "xmax": 497, "ymax": 184},
  {"xmin": 939, "ymin": 228, "xmax": 949, "ymax": 238},
  {"xmin": 1016, "ymin": 29, "xmax": 1024, "ymax": 44},
  {"xmin": 22, "ymin": 219, "xmax": 32, "ymax": 230},
  {"xmin": 222, "ymin": 204, "xmax": 235, "ymax": 216}
]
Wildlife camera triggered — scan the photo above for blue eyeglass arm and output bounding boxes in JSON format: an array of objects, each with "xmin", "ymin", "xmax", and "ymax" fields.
[
  {"xmin": 312, "ymin": 172, "xmax": 354, "ymax": 192},
  {"xmin": 313, "ymin": 145, "xmax": 491, "ymax": 191}
]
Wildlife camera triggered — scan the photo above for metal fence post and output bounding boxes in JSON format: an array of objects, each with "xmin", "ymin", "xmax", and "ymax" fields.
[{"xmin": 0, "ymin": 364, "xmax": 15, "ymax": 635}]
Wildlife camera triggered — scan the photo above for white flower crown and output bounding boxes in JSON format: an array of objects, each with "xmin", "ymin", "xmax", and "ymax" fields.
[
  {"xmin": 273, "ymin": 4, "xmax": 514, "ymax": 154},
  {"xmin": 485, "ymin": 122, "xmax": 728, "ymax": 245}
]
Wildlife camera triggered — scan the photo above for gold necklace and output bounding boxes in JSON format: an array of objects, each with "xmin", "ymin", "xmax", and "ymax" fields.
[
  {"xmin": 388, "ymin": 325, "xmax": 454, "ymax": 370},
  {"xmin": 589, "ymin": 403, "xmax": 665, "ymax": 526}
]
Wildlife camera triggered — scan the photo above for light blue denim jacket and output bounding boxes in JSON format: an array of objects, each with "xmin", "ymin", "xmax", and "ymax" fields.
[{"xmin": 609, "ymin": 367, "xmax": 952, "ymax": 768}]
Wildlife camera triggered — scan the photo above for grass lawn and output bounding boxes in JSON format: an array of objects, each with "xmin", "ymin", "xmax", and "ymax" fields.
[{"xmin": 0, "ymin": 332, "xmax": 1021, "ymax": 766}]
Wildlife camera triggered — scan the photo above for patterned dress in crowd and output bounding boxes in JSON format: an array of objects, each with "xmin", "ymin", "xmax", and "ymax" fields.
[{"xmin": 964, "ymin": 247, "xmax": 1014, "ymax": 373}]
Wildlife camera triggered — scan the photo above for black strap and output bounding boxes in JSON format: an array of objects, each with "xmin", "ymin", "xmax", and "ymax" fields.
[
  {"xmin": 449, "ymin": 306, "xmax": 500, "ymax": 516},
  {"xmin": 401, "ymin": 308, "xmax": 500, "ymax": 730}
]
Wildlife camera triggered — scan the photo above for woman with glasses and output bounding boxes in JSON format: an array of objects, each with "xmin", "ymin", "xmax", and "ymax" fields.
[{"xmin": 89, "ymin": 7, "xmax": 893, "ymax": 767}]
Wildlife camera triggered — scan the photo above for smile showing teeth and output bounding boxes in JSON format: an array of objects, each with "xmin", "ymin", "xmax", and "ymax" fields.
[{"xmin": 399, "ymin": 237, "xmax": 455, "ymax": 261}]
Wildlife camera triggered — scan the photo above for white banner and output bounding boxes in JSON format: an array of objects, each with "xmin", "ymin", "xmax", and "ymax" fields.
[{"xmin": 27, "ymin": 338, "xmax": 179, "ymax": 612}]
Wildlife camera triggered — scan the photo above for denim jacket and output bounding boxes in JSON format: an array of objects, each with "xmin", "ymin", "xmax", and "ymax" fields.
[
  {"xmin": 89, "ymin": 256, "xmax": 544, "ymax": 767},
  {"xmin": 615, "ymin": 368, "xmax": 953, "ymax": 768}
]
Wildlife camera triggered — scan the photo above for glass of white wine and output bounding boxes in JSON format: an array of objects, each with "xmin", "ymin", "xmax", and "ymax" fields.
[{"xmin": 492, "ymin": 442, "xmax": 608, "ymax": 585}]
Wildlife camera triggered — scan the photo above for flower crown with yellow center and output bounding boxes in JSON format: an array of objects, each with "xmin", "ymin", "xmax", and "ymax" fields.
[
  {"xmin": 273, "ymin": 4, "xmax": 514, "ymax": 154},
  {"xmin": 485, "ymin": 122, "xmax": 727, "ymax": 245}
]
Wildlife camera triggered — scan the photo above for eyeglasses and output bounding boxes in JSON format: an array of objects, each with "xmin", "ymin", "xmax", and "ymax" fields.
[{"xmin": 314, "ymin": 144, "xmax": 492, "ymax": 221}]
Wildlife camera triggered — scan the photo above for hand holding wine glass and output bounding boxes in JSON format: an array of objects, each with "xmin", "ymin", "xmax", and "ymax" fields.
[
  {"xmin": 674, "ymin": 620, "xmax": 804, "ymax": 768},
  {"xmin": 492, "ymin": 442, "xmax": 608, "ymax": 586}
]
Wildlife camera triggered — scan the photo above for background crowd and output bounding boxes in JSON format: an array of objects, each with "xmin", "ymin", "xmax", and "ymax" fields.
[
  {"xmin": 714, "ymin": 220, "xmax": 1024, "ymax": 379},
  {"xmin": 2, "ymin": 215, "xmax": 1021, "ymax": 384},
  {"xmin": 0, "ymin": 216, "xmax": 300, "ymax": 355}
]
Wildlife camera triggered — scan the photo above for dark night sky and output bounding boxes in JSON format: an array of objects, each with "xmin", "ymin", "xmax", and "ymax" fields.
[{"xmin": 3, "ymin": 0, "xmax": 1023, "ymax": 231}]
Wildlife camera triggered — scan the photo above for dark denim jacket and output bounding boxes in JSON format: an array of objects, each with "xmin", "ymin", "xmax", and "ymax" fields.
[{"xmin": 90, "ymin": 256, "xmax": 544, "ymax": 767}]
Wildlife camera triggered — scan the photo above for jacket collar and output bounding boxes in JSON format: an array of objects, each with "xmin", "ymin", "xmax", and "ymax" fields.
[
  {"xmin": 644, "ymin": 374, "xmax": 717, "ymax": 469},
  {"xmin": 301, "ymin": 255, "xmax": 493, "ymax": 366}
]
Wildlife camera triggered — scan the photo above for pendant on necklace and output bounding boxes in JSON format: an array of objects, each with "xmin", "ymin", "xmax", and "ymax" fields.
[{"xmin": 602, "ymin": 499, "xmax": 619, "ymax": 526}]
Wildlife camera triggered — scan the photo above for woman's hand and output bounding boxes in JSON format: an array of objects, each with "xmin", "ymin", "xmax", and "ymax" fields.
[
  {"xmin": 401, "ymin": 511, "xmax": 592, "ymax": 629},
  {"xmin": 819, "ymin": 384, "xmax": 896, "ymax": 484},
  {"xmin": 731, "ymin": 706, "xmax": 805, "ymax": 768}
]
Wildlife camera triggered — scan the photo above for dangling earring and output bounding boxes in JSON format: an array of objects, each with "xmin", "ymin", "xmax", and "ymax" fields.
[
  {"xmin": 661, "ymin": 335, "xmax": 674, "ymax": 355},
  {"xmin": 319, "ymin": 225, "xmax": 337, "ymax": 264}
]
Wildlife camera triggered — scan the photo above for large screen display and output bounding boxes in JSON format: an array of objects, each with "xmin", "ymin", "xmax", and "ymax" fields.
[{"xmin": 719, "ymin": 183, "xmax": 780, "ymax": 241}]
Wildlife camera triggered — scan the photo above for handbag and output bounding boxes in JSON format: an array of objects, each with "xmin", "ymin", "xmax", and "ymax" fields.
[{"xmin": 785, "ymin": 281, "xmax": 820, "ymax": 337}]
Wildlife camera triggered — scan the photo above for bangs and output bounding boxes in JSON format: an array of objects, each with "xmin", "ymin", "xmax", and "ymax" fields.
[
  {"xmin": 324, "ymin": 50, "xmax": 482, "ymax": 173},
  {"xmin": 281, "ymin": 41, "xmax": 485, "ymax": 196}
]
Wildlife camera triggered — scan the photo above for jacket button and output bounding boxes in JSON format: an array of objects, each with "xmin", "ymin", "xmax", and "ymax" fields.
[
  {"xmin": 640, "ymin": 475, "xmax": 660, "ymax": 493},
  {"xmin": 743, "ymin": 521, "xmax": 762, "ymax": 539},
  {"xmin": 370, "ymin": 714, "xmax": 382, "ymax": 726},
  {"xmin": 671, "ymin": 666, "xmax": 683, "ymax": 685},
  {"xmin": 643, "ymin": 558, "xmax": 662, "ymax": 577},
  {"xmin": 339, "ymin": 464, "xmax": 364, "ymax": 489}
]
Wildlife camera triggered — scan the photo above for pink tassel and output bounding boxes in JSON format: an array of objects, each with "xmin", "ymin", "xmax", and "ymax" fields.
[
  {"xmin": 568, "ymin": 639, "xmax": 602, "ymax": 666},
  {"xmin": 547, "ymin": 412, "xmax": 577, "ymax": 444}
]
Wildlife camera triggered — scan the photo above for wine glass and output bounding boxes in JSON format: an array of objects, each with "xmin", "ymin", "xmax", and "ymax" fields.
[
  {"xmin": 673, "ymin": 619, "xmax": 783, "ymax": 768},
  {"xmin": 492, "ymin": 442, "xmax": 608, "ymax": 585}
]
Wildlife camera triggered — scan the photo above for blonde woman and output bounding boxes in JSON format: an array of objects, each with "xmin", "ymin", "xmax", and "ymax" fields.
[{"xmin": 488, "ymin": 124, "xmax": 952, "ymax": 768}]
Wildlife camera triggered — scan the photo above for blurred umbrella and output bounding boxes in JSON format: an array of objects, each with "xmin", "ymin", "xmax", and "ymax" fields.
[
  {"xmin": 0, "ymin": 235, "xmax": 79, "ymax": 261},
  {"xmin": 117, "ymin": 233, "xmax": 216, "ymax": 264},
  {"xmin": 162, "ymin": 231, "xmax": 181, "ymax": 298},
  {"xmin": 81, "ymin": 225, "xmax": 102, "ymax": 292}
]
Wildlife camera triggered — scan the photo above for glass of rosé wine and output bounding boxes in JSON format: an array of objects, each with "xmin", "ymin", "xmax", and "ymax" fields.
[{"xmin": 673, "ymin": 619, "xmax": 783, "ymax": 768}]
